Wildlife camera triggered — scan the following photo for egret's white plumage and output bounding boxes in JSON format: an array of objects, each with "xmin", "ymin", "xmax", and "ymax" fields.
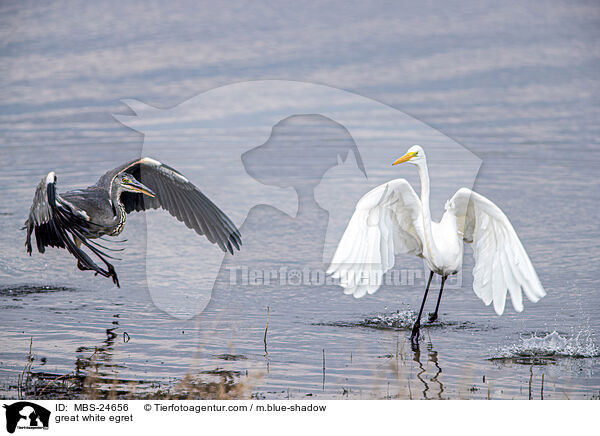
[{"xmin": 328, "ymin": 145, "xmax": 545, "ymax": 316}]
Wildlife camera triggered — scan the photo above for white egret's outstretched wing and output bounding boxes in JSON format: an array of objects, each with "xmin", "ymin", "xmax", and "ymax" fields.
[
  {"xmin": 449, "ymin": 187, "xmax": 546, "ymax": 315},
  {"xmin": 327, "ymin": 179, "xmax": 423, "ymax": 298}
]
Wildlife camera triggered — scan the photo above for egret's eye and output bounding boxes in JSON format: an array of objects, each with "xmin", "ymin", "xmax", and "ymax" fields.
[{"xmin": 414, "ymin": 151, "xmax": 419, "ymax": 156}]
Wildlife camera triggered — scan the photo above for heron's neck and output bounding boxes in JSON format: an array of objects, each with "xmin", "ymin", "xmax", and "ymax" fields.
[
  {"xmin": 109, "ymin": 187, "xmax": 127, "ymax": 235},
  {"xmin": 111, "ymin": 184, "xmax": 126, "ymax": 215},
  {"xmin": 416, "ymin": 161, "xmax": 439, "ymax": 256}
]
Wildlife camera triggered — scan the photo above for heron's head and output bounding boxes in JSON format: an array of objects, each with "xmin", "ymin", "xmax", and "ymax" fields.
[
  {"xmin": 119, "ymin": 173, "xmax": 155, "ymax": 197},
  {"xmin": 392, "ymin": 145, "xmax": 425, "ymax": 166}
]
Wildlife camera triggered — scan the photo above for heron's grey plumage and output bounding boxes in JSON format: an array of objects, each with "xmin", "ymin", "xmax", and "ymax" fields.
[{"xmin": 24, "ymin": 158, "xmax": 241, "ymax": 287}]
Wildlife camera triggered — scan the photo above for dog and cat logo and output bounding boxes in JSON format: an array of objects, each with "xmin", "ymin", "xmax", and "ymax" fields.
[{"xmin": 3, "ymin": 402, "xmax": 50, "ymax": 433}]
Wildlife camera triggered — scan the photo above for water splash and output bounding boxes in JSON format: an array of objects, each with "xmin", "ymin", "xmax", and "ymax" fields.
[
  {"xmin": 357, "ymin": 310, "xmax": 417, "ymax": 329},
  {"xmin": 314, "ymin": 310, "xmax": 416, "ymax": 330},
  {"xmin": 317, "ymin": 310, "xmax": 476, "ymax": 331},
  {"xmin": 492, "ymin": 330, "xmax": 600, "ymax": 363}
]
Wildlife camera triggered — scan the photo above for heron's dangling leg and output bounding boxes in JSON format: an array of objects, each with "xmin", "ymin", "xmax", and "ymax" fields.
[
  {"xmin": 74, "ymin": 238, "xmax": 90, "ymax": 271},
  {"xmin": 411, "ymin": 271, "xmax": 434, "ymax": 345},
  {"xmin": 428, "ymin": 275, "xmax": 447, "ymax": 323},
  {"xmin": 74, "ymin": 236, "xmax": 120, "ymax": 287},
  {"xmin": 107, "ymin": 263, "xmax": 119, "ymax": 287}
]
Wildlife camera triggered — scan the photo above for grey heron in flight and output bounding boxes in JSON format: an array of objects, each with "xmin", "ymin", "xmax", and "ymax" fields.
[{"xmin": 24, "ymin": 157, "xmax": 241, "ymax": 287}]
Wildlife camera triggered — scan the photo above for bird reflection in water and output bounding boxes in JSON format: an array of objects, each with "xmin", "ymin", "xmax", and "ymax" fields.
[
  {"xmin": 74, "ymin": 316, "xmax": 126, "ymax": 394},
  {"xmin": 412, "ymin": 340, "xmax": 444, "ymax": 400}
]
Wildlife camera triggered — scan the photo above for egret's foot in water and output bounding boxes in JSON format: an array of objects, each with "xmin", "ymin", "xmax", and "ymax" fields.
[
  {"xmin": 428, "ymin": 312, "xmax": 438, "ymax": 323},
  {"xmin": 410, "ymin": 321, "xmax": 420, "ymax": 345}
]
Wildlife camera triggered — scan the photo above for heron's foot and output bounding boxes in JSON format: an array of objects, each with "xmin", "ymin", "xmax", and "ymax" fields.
[
  {"xmin": 410, "ymin": 321, "xmax": 421, "ymax": 344},
  {"xmin": 427, "ymin": 312, "xmax": 438, "ymax": 323},
  {"xmin": 77, "ymin": 261, "xmax": 89, "ymax": 271},
  {"xmin": 107, "ymin": 264, "xmax": 120, "ymax": 288}
]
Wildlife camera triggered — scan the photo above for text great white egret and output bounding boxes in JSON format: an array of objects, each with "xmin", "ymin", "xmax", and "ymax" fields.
[{"xmin": 327, "ymin": 145, "xmax": 546, "ymax": 344}]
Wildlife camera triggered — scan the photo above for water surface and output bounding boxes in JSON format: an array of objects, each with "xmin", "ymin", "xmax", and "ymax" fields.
[{"xmin": 1, "ymin": 0, "xmax": 599, "ymax": 399}]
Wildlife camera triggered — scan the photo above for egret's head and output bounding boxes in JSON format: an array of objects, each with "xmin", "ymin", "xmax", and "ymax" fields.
[
  {"xmin": 392, "ymin": 145, "xmax": 425, "ymax": 166},
  {"xmin": 119, "ymin": 173, "xmax": 155, "ymax": 197}
]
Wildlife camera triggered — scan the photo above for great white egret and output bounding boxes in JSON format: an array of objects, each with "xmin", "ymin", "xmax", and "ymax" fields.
[{"xmin": 327, "ymin": 145, "xmax": 546, "ymax": 344}]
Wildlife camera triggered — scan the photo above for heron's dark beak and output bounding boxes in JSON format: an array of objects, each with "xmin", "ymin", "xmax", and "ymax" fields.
[{"xmin": 127, "ymin": 179, "xmax": 155, "ymax": 197}]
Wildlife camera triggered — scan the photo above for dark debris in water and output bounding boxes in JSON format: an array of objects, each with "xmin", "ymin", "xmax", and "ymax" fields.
[
  {"xmin": 0, "ymin": 284, "xmax": 77, "ymax": 297},
  {"xmin": 200, "ymin": 368, "xmax": 245, "ymax": 377},
  {"xmin": 7, "ymin": 367, "xmax": 250, "ymax": 400},
  {"xmin": 214, "ymin": 354, "xmax": 248, "ymax": 361},
  {"xmin": 377, "ymin": 353, "xmax": 395, "ymax": 359},
  {"xmin": 493, "ymin": 356, "xmax": 559, "ymax": 365},
  {"xmin": 8, "ymin": 370, "xmax": 150, "ymax": 400}
]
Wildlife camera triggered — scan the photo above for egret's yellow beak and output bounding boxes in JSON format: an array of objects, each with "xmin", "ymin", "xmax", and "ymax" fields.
[{"xmin": 392, "ymin": 152, "xmax": 417, "ymax": 165}]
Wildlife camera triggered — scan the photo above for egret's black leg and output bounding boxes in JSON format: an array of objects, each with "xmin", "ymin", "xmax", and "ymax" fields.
[
  {"xmin": 411, "ymin": 271, "xmax": 434, "ymax": 345},
  {"xmin": 428, "ymin": 275, "xmax": 447, "ymax": 323}
]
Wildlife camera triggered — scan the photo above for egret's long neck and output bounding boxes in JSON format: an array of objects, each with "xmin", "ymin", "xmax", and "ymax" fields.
[{"xmin": 416, "ymin": 160, "xmax": 439, "ymax": 257}]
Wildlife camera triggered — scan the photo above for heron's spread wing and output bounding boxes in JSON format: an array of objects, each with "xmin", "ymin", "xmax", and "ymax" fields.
[
  {"xmin": 449, "ymin": 187, "xmax": 546, "ymax": 315},
  {"xmin": 110, "ymin": 158, "xmax": 241, "ymax": 254},
  {"xmin": 24, "ymin": 172, "xmax": 117, "ymax": 280},
  {"xmin": 327, "ymin": 179, "xmax": 423, "ymax": 298}
]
